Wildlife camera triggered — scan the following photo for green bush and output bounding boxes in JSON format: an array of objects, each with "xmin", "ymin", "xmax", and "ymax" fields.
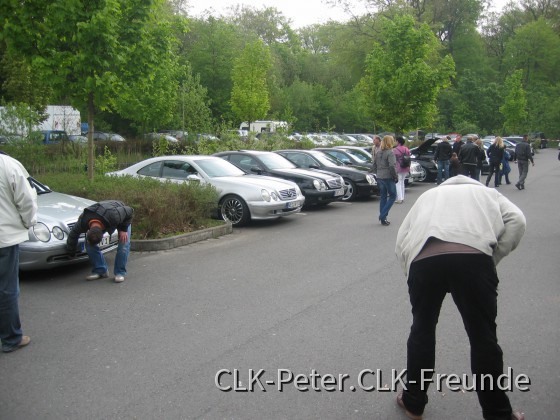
[{"xmin": 38, "ymin": 173, "xmax": 220, "ymax": 239}]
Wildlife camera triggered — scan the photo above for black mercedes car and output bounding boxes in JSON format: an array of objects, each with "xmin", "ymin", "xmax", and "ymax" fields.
[
  {"xmin": 214, "ymin": 150, "xmax": 346, "ymax": 206},
  {"xmin": 275, "ymin": 149, "xmax": 379, "ymax": 201},
  {"xmin": 312, "ymin": 147, "xmax": 373, "ymax": 171}
]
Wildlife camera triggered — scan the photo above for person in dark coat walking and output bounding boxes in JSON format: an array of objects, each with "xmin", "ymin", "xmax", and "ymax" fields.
[
  {"xmin": 514, "ymin": 135, "xmax": 534, "ymax": 190},
  {"xmin": 486, "ymin": 136, "xmax": 505, "ymax": 187},
  {"xmin": 66, "ymin": 200, "xmax": 134, "ymax": 283}
]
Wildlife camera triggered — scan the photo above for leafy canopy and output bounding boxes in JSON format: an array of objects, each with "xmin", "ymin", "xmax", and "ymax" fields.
[{"xmin": 360, "ymin": 14, "xmax": 455, "ymax": 133}]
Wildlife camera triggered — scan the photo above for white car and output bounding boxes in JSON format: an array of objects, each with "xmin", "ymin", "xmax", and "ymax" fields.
[
  {"xmin": 20, "ymin": 178, "xmax": 118, "ymax": 271},
  {"xmin": 108, "ymin": 156, "xmax": 305, "ymax": 226}
]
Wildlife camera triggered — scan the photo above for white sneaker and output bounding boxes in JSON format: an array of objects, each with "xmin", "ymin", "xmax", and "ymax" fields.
[
  {"xmin": 86, "ymin": 272, "xmax": 109, "ymax": 281},
  {"xmin": 114, "ymin": 275, "xmax": 125, "ymax": 283}
]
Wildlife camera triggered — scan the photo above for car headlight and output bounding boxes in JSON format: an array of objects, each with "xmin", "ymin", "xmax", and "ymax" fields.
[
  {"xmin": 33, "ymin": 222, "xmax": 51, "ymax": 242},
  {"xmin": 366, "ymin": 174, "xmax": 374, "ymax": 184},
  {"xmin": 52, "ymin": 226, "xmax": 65, "ymax": 240},
  {"xmin": 313, "ymin": 179, "xmax": 326, "ymax": 191},
  {"xmin": 261, "ymin": 189, "xmax": 271, "ymax": 202}
]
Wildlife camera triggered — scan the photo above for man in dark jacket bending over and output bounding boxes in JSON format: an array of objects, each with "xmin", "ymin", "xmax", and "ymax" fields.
[{"xmin": 66, "ymin": 200, "xmax": 134, "ymax": 283}]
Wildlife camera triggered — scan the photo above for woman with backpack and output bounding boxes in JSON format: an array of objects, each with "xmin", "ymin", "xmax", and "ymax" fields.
[{"xmin": 393, "ymin": 136, "xmax": 411, "ymax": 204}]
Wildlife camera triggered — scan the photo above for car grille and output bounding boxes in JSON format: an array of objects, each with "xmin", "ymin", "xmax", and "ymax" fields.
[
  {"xmin": 279, "ymin": 188, "xmax": 297, "ymax": 200},
  {"xmin": 326, "ymin": 178, "xmax": 343, "ymax": 189}
]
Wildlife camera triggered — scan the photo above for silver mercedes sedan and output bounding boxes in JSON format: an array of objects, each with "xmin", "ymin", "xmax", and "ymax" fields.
[
  {"xmin": 19, "ymin": 178, "xmax": 118, "ymax": 271},
  {"xmin": 107, "ymin": 155, "xmax": 305, "ymax": 226}
]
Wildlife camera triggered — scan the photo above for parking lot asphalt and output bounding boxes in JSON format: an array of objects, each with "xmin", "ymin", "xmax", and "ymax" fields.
[{"xmin": 2, "ymin": 148, "xmax": 559, "ymax": 419}]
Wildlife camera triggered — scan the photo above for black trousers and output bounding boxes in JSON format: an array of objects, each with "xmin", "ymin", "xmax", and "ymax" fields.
[
  {"xmin": 486, "ymin": 162, "xmax": 501, "ymax": 186},
  {"xmin": 462, "ymin": 163, "xmax": 477, "ymax": 179},
  {"xmin": 403, "ymin": 254, "xmax": 513, "ymax": 420}
]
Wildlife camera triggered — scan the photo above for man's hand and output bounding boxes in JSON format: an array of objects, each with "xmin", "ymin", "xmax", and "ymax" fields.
[{"xmin": 119, "ymin": 231, "xmax": 129, "ymax": 244}]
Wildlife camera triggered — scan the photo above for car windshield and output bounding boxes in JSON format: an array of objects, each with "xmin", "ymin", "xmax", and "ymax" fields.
[
  {"xmin": 28, "ymin": 177, "xmax": 52, "ymax": 195},
  {"xmin": 194, "ymin": 158, "xmax": 246, "ymax": 178},
  {"xmin": 343, "ymin": 149, "xmax": 371, "ymax": 162},
  {"xmin": 259, "ymin": 153, "xmax": 297, "ymax": 169},
  {"xmin": 312, "ymin": 151, "xmax": 342, "ymax": 166}
]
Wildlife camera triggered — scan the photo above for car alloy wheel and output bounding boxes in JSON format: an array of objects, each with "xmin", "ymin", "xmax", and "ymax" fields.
[
  {"xmin": 417, "ymin": 165, "xmax": 427, "ymax": 182},
  {"xmin": 342, "ymin": 178, "xmax": 357, "ymax": 201},
  {"xmin": 220, "ymin": 194, "xmax": 250, "ymax": 226}
]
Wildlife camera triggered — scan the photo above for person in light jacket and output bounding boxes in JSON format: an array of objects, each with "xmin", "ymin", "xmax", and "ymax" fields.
[
  {"xmin": 372, "ymin": 135, "xmax": 397, "ymax": 226},
  {"xmin": 395, "ymin": 175, "xmax": 526, "ymax": 420},
  {"xmin": 0, "ymin": 152, "xmax": 37, "ymax": 353}
]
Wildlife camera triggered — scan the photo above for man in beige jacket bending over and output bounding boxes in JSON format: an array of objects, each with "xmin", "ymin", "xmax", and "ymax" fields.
[{"xmin": 395, "ymin": 175, "xmax": 526, "ymax": 420}]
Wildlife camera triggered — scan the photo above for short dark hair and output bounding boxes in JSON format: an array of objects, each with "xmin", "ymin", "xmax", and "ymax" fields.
[
  {"xmin": 396, "ymin": 136, "xmax": 405, "ymax": 145},
  {"xmin": 86, "ymin": 226, "xmax": 104, "ymax": 245}
]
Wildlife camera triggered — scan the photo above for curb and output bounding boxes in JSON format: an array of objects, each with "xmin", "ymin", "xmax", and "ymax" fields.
[{"xmin": 130, "ymin": 222, "xmax": 233, "ymax": 252}]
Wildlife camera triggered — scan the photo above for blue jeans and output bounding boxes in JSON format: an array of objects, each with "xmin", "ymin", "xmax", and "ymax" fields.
[
  {"xmin": 0, "ymin": 245, "xmax": 23, "ymax": 352},
  {"xmin": 436, "ymin": 160, "xmax": 449, "ymax": 184},
  {"xmin": 377, "ymin": 178, "xmax": 396, "ymax": 221},
  {"xmin": 86, "ymin": 225, "xmax": 131, "ymax": 276}
]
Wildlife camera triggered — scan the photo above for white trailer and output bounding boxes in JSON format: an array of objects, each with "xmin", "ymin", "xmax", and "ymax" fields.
[
  {"xmin": 0, "ymin": 105, "xmax": 81, "ymax": 136},
  {"xmin": 38, "ymin": 106, "xmax": 81, "ymax": 135},
  {"xmin": 239, "ymin": 120, "xmax": 288, "ymax": 133}
]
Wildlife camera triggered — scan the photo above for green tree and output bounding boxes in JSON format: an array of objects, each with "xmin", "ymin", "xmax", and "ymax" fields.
[
  {"xmin": 504, "ymin": 18, "xmax": 560, "ymax": 86},
  {"xmin": 500, "ymin": 70, "xmax": 528, "ymax": 134},
  {"xmin": 360, "ymin": 14, "xmax": 455, "ymax": 133},
  {"xmin": 1, "ymin": 0, "xmax": 174, "ymax": 179},
  {"xmin": 230, "ymin": 39, "xmax": 272, "ymax": 128}
]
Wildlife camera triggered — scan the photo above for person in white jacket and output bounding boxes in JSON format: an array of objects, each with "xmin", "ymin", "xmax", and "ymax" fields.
[
  {"xmin": 395, "ymin": 175, "xmax": 526, "ymax": 420},
  {"xmin": 0, "ymin": 152, "xmax": 37, "ymax": 353}
]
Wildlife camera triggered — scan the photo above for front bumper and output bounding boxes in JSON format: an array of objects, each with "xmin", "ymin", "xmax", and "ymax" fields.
[
  {"xmin": 19, "ymin": 235, "xmax": 119, "ymax": 271},
  {"xmin": 302, "ymin": 187, "xmax": 345, "ymax": 205},
  {"xmin": 248, "ymin": 198, "xmax": 305, "ymax": 220}
]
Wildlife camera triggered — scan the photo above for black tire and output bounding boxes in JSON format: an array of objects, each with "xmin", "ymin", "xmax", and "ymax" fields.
[
  {"xmin": 220, "ymin": 195, "xmax": 250, "ymax": 226},
  {"xmin": 342, "ymin": 178, "xmax": 357, "ymax": 201}
]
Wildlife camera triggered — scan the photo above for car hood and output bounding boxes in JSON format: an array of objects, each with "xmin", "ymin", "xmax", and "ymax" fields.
[
  {"xmin": 271, "ymin": 167, "xmax": 338, "ymax": 180},
  {"xmin": 37, "ymin": 191, "xmax": 94, "ymax": 225},
  {"xmin": 211, "ymin": 174, "xmax": 298, "ymax": 190},
  {"xmin": 412, "ymin": 137, "xmax": 437, "ymax": 155}
]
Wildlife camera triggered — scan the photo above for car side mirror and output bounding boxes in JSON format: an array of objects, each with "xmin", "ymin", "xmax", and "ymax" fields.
[
  {"xmin": 309, "ymin": 164, "xmax": 320, "ymax": 169},
  {"xmin": 250, "ymin": 166, "xmax": 262, "ymax": 175},
  {"xmin": 186, "ymin": 174, "xmax": 201, "ymax": 181}
]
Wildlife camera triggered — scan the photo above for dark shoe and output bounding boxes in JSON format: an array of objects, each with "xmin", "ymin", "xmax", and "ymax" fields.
[
  {"xmin": 506, "ymin": 181, "xmax": 511, "ymax": 185},
  {"xmin": 521, "ymin": 185, "xmax": 525, "ymax": 190},
  {"xmin": 512, "ymin": 411, "xmax": 525, "ymax": 420},
  {"xmin": 3, "ymin": 336, "xmax": 31, "ymax": 353},
  {"xmin": 515, "ymin": 183, "xmax": 521, "ymax": 190},
  {"xmin": 396, "ymin": 392, "xmax": 423, "ymax": 420},
  {"xmin": 381, "ymin": 219, "xmax": 390, "ymax": 226}
]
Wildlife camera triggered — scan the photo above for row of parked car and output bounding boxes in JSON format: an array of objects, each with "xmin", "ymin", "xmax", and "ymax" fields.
[{"xmin": 20, "ymin": 145, "xmax": 427, "ymax": 271}]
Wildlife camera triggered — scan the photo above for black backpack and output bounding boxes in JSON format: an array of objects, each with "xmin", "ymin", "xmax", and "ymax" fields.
[{"xmin": 400, "ymin": 154, "xmax": 411, "ymax": 168}]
